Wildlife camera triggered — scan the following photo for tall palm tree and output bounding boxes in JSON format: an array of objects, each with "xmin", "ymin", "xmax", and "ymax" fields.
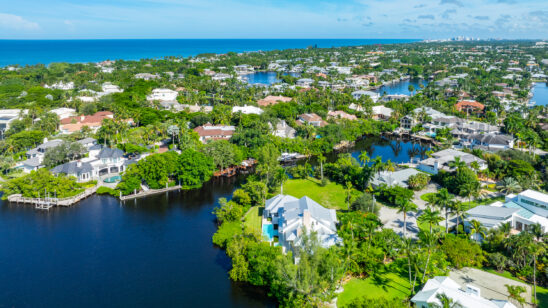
[
  {"xmin": 469, "ymin": 219, "xmax": 487, "ymax": 241},
  {"xmin": 358, "ymin": 151, "xmax": 370, "ymax": 166},
  {"xmin": 496, "ymin": 177, "xmax": 522, "ymax": 194},
  {"xmin": 451, "ymin": 201, "xmax": 468, "ymax": 235},
  {"xmin": 396, "ymin": 198, "xmax": 418, "ymax": 238},
  {"xmin": 505, "ymin": 284, "xmax": 526, "ymax": 308},
  {"xmin": 418, "ymin": 207, "xmax": 443, "ymax": 235},
  {"xmin": 432, "ymin": 188, "xmax": 454, "ymax": 233},
  {"xmin": 448, "ymin": 156, "xmax": 466, "ymax": 171},
  {"xmin": 317, "ymin": 154, "xmax": 326, "ymax": 181}
]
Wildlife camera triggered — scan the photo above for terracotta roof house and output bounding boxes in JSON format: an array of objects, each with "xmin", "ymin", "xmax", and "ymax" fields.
[
  {"xmin": 296, "ymin": 113, "xmax": 328, "ymax": 127},
  {"xmin": 257, "ymin": 95, "xmax": 292, "ymax": 107},
  {"xmin": 327, "ymin": 110, "xmax": 357, "ymax": 121},
  {"xmin": 455, "ymin": 100, "xmax": 485, "ymax": 114},
  {"xmin": 194, "ymin": 123, "xmax": 236, "ymax": 143}
]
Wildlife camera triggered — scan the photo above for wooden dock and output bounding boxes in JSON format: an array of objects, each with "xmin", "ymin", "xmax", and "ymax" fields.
[
  {"xmin": 119, "ymin": 185, "xmax": 181, "ymax": 201},
  {"xmin": 7, "ymin": 186, "xmax": 98, "ymax": 210}
]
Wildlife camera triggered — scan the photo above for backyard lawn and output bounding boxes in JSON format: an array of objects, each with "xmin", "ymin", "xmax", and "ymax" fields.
[
  {"xmin": 275, "ymin": 178, "xmax": 360, "ymax": 210},
  {"xmin": 337, "ymin": 270, "xmax": 411, "ymax": 307},
  {"xmin": 243, "ymin": 206, "xmax": 262, "ymax": 235}
]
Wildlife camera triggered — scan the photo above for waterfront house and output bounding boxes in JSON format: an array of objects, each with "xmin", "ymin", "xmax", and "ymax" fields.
[
  {"xmin": 232, "ymin": 105, "xmax": 264, "ymax": 115},
  {"xmin": 25, "ymin": 138, "xmax": 64, "ymax": 161},
  {"xmin": 51, "ymin": 161, "xmax": 94, "ymax": 182},
  {"xmin": 351, "ymin": 90, "xmax": 380, "ymax": 103},
  {"xmin": 370, "ymin": 169, "xmax": 424, "ymax": 189},
  {"xmin": 417, "ymin": 149, "xmax": 487, "ymax": 175},
  {"xmin": 194, "ymin": 123, "xmax": 236, "ymax": 143},
  {"xmin": 461, "ymin": 133, "xmax": 514, "ymax": 151},
  {"xmin": 296, "ymin": 113, "xmax": 327, "ymax": 127},
  {"xmin": 263, "ymin": 194, "xmax": 343, "ymax": 253},
  {"xmin": 411, "ymin": 276, "xmax": 516, "ymax": 308},
  {"xmin": 400, "ymin": 115, "xmax": 417, "ymax": 130},
  {"xmin": 257, "ymin": 95, "xmax": 292, "ymax": 107},
  {"xmin": 371, "ymin": 105, "xmax": 393, "ymax": 120},
  {"xmin": 45, "ymin": 81, "xmax": 74, "ymax": 90}
]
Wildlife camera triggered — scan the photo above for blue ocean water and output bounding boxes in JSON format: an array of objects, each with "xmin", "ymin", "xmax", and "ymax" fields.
[{"xmin": 0, "ymin": 39, "xmax": 419, "ymax": 66}]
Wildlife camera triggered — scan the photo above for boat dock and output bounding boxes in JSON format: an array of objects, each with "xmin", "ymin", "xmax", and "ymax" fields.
[
  {"xmin": 119, "ymin": 185, "xmax": 182, "ymax": 201},
  {"xmin": 7, "ymin": 186, "xmax": 98, "ymax": 210}
]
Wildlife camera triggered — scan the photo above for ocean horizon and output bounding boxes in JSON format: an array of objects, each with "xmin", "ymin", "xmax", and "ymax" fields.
[{"xmin": 0, "ymin": 38, "xmax": 420, "ymax": 67}]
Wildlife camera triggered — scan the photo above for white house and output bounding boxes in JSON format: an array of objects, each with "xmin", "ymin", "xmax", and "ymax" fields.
[
  {"xmin": 417, "ymin": 149, "xmax": 487, "ymax": 175},
  {"xmin": 101, "ymin": 83, "xmax": 123, "ymax": 95},
  {"xmin": 0, "ymin": 109, "xmax": 26, "ymax": 138},
  {"xmin": 272, "ymin": 120, "xmax": 296, "ymax": 139},
  {"xmin": 296, "ymin": 78, "xmax": 314, "ymax": 87},
  {"xmin": 351, "ymin": 90, "xmax": 380, "ymax": 103},
  {"xmin": 45, "ymin": 81, "xmax": 74, "ymax": 90},
  {"xmin": 371, "ymin": 105, "xmax": 393, "ymax": 120},
  {"xmin": 232, "ymin": 105, "xmax": 264, "ymax": 115},
  {"xmin": 50, "ymin": 107, "xmax": 76, "ymax": 120},
  {"xmin": 465, "ymin": 190, "xmax": 548, "ymax": 239},
  {"xmin": 263, "ymin": 194, "xmax": 343, "ymax": 253},
  {"xmin": 147, "ymin": 88, "xmax": 178, "ymax": 102},
  {"xmin": 411, "ymin": 276, "xmax": 516, "ymax": 308}
]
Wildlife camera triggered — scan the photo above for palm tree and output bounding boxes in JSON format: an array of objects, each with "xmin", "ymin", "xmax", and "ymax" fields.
[
  {"xmin": 496, "ymin": 177, "xmax": 522, "ymax": 194},
  {"xmin": 469, "ymin": 219, "xmax": 487, "ymax": 241},
  {"xmin": 396, "ymin": 198, "xmax": 418, "ymax": 238},
  {"xmin": 448, "ymin": 156, "xmax": 466, "ymax": 171},
  {"xmin": 530, "ymin": 242, "xmax": 546, "ymax": 306},
  {"xmin": 358, "ymin": 151, "xmax": 370, "ymax": 166},
  {"xmin": 505, "ymin": 284, "xmax": 526, "ymax": 308},
  {"xmin": 384, "ymin": 159, "xmax": 396, "ymax": 172},
  {"xmin": 418, "ymin": 207, "xmax": 443, "ymax": 235},
  {"xmin": 499, "ymin": 221, "xmax": 512, "ymax": 237},
  {"xmin": 317, "ymin": 154, "xmax": 326, "ymax": 181},
  {"xmin": 372, "ymin": 156, "xmax": 384, "ymax": 176},
  {"xmin": 432, "ymin": 188, "xmax": 454, "ymax": 233},
  {"xmin": 276, "ymin": 168, "xmax": 288, "ymax": 195},
  {"xmin": 451, "ymin": 201, "xmax": 468, "ymax": 235},
  {"xmin": 345, "ymin": 181, "xmax": 353, "ymax": 209},
  {"xmin": 431, "ymin": 293, "xmax": 463, "ymax": 308}
]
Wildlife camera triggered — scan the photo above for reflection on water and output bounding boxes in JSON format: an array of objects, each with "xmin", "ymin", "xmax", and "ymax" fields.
[{"xmin": 0, "ymin": 136, "xmax": 429, "ymax": 307}]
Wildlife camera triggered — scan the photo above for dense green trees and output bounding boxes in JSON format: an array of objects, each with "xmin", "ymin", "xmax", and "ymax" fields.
[{"xmin": 0, "ymin": 168, "xmax": 89, "ymax": 198}]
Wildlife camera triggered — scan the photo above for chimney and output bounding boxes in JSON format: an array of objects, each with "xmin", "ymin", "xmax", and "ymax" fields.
[
  {"xmin": 77, "ymin": 161, "xmax": 82, "ymax": 168},
  {"xmin": 80, "ymin": 115, "xmax": 85, "ymax": 121},
  {"xmin": 303, "ymin": 209, "xmax": 311, "ymax": 229}
]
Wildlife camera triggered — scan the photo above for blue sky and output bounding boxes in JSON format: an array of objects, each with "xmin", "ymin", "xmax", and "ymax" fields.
[{"xmin": 1, "ymin": 0, "xmax": 547, "ymax": 39}]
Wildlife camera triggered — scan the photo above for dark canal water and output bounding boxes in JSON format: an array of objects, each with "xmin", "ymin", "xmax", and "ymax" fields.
[{"xmin": 0, "ymin": 136, "xmax": 430, "ymax": 307}]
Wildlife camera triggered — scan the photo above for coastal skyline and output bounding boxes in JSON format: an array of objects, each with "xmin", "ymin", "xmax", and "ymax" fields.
[{"xmin": 1, "ymin": 0, "xmax": 547, "ymax": 40}]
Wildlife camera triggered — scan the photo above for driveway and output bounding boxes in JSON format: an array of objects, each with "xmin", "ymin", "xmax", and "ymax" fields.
[
  {"xmin": 378, "ymin": 184, "xmax": 440, "ymax": 238},
  {"xmin": 449, "ymin": 267, "xmax": 533, "ymax": 308}
]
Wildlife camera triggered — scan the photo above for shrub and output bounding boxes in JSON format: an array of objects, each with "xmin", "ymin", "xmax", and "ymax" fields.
[
  {"xmin": 96, "ymin": 186, "xmax": 118, "ymax": 196},
  {"xmin": 441, "ymin": 234, "xmax": 485, "ymax": 269},
  {"xmin": 407, "ymin": 173, "xmax": 430, "ymax": 190}
]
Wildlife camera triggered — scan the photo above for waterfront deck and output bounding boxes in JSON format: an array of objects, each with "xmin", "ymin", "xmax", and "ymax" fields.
[
  {"xmin": 119, "ymin": 185, "xmax": 181, "ymax": 201},
  {"xmin": 7, "ymin": 186, "xmax": 98, "ymax": 210}
]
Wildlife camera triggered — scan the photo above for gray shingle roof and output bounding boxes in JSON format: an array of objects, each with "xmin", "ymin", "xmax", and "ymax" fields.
[
  {"xmin": 51, "ymin": 161, "xmax": 93, "ymax": 175},
  {"xmin": 97, "ymin": 147, "xmax": 124, "ymax": 159}
]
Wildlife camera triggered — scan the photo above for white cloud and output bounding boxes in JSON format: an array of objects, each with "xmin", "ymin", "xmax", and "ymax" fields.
[{"xmin": 0, "ymin": 13, "xmax": 40, "ymax": 30}]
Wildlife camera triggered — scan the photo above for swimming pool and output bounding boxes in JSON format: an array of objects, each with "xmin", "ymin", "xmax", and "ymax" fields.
[
  {"xmin": 103, "ymin": 175, "xmax": 122, "ymax": 183},
  {"xmin": 262, "ymin": 223, "xmax": 278, "ymax": 241}
]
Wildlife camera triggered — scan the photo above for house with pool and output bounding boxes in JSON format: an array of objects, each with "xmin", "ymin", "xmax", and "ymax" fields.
[{"xmin": 262, "ymin": 194, "xmax": 343, "ymax": 253}]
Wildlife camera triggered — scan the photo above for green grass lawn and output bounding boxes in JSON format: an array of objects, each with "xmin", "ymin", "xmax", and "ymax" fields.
[
  {"xmin": 243, "ymin": 206, "xmax": 263, "ymax": 235},
  {"xmin": 337, "ymin": 271, "xmax": 411, "ymax": 307},
  {"xmin": 276, "ymin": 178, "xmax": 360, "ymax": 210}
]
